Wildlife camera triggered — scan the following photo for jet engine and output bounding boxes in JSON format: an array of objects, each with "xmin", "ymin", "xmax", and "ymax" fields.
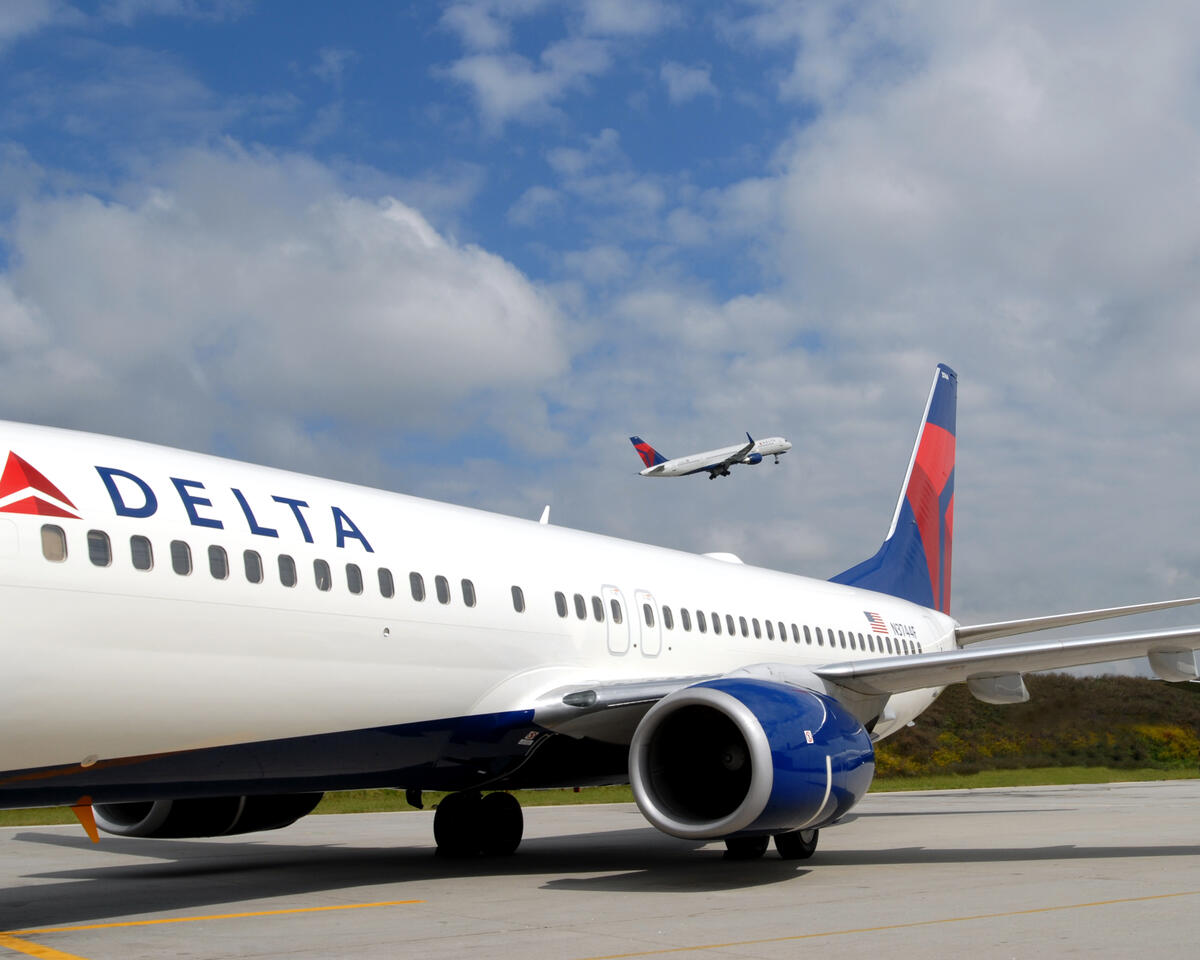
[
  {"xmin": 629, "ymin": 679, "xmax": 873, "ymax": 839},
  {"xmin": 744, "ymin": 453, "xmax": 763, "ymax": 464},
  {"xmin": 93, "ymin": 792, "xmax": 323, "ymax": 838}
]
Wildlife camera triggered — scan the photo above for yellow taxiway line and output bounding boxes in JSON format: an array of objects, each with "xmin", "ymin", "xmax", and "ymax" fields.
[{"xmin": 0, "ymin": 899, "xmax": 424, "ymax": 960}]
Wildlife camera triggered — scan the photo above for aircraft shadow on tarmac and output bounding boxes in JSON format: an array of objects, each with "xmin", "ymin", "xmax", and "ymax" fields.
[{"xmin": 5, "ymin": 827, "xmax": 1200, "ymax": 931}]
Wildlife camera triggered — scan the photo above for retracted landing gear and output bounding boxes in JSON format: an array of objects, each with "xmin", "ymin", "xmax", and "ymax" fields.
[
  {"xmin": 433, "ymin": 790, "xmax": 524, "ymax": 857},
  {"xmin": 773, "ymin": 827, "xmax": 818, "ymax": 860}
]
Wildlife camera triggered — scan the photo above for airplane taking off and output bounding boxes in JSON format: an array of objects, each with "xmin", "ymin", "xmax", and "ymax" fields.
[
  {"xmin": 5, "ymin": 364, "xmax": 1200, "ymax": 862},
  {"xmin": 631, "ymin": 433, "xmax": 792, "ymax": 478}
]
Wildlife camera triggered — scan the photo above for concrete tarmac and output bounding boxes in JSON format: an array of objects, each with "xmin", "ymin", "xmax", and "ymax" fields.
[{"xmin": 3, "ymin": 779, "xmax": 1200, "ymax": 959}]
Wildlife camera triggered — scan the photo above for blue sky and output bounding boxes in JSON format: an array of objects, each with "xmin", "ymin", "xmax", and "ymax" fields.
[{"xmin": 4, "ymin": 0, "xmax": 1200, "ymax": 648}]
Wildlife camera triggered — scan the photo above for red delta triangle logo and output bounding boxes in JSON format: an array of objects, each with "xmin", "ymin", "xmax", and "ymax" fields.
[{"xmin": 0, "ymin": 452, "xmax": 80, "ymax": 519}]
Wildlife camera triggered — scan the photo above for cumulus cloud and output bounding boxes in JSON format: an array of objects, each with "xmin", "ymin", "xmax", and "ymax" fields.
[
  {"xmin": 0, "ymin": 144, "xmax": 568, "ymax": 474},
  {"xmin": 446, "ymin": 38, "xmax": 611, "ymax": 133},
  {"xmin": 661, "ymin": 61, "xmax": 716, "ymax": 103}
]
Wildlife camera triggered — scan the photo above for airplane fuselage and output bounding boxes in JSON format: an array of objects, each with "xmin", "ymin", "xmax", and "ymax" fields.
[
  {"xmin": 0, "ymin": 420, "xmax": 946, "ymax": 809},
  {"xmin": 639, "ymin": 436, "xmax": 792, "ymax": 477}
]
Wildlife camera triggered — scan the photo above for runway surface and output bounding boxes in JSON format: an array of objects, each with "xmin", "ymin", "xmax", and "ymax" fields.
[{"xmin": 3, "ymin": 780, "xmax": 1200, "ymax": 959}]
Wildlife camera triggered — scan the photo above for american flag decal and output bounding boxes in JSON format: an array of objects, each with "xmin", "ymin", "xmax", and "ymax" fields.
[{"xmin": 864, "ymin": 611, "xmax": 888, "ymax": 633}]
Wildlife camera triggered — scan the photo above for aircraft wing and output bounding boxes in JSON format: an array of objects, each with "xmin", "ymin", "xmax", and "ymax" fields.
[
  {"xmin": 955, "ymin": 595, "xmax": 1200, "ymax": 644},
  {"xmin": 534, "ymin": 624, "xmax": 1200, "ymax": 739},
  {"xmin": 816, "ymin": 625, "xmax": 1200, "ymax": 696},
  {"xmin": 714, "ymin": 437, "xmax": 755, "ymax": 470}
]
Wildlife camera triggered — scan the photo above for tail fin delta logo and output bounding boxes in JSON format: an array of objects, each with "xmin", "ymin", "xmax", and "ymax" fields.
[{"xmin": 0, "ymin": 453, "xmax": 80, "ymax": 519}]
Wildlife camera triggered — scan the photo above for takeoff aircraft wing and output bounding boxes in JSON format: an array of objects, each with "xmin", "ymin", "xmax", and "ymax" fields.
[
  {"xmin": 713, "ymin": 434, "xmax": 755, "ymax": 470},
  {"xmin": 816, "ymin": 625, "xmax": 1200, "ymax": 696}
]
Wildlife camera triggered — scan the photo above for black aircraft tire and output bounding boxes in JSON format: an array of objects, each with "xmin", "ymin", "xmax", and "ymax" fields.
[
  {"xmin": 478, "ymin": 792, "xmax": 524, "ymax": 856},
  {"xmin": 774, "ymin": 828, "xmax": 819, "ymax": 860},
  {"xmin": 723, "ymin": 835, "xmax": 769, "ymax": 860},
  {"xmin": 433, "ymin": 791, "xmax": 482, "ymax": 857}
]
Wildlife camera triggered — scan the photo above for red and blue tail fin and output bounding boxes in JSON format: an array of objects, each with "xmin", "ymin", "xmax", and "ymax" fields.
[
  {"xmin": 630, "ymin": 437, "xmax": 668, "ymax": 468},
  {"xmin": 831, "ymin": 364, "xmax": 957, "ymax": 614}
]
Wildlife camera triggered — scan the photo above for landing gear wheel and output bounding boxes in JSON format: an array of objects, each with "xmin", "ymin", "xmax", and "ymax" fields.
[
  {"xmin": 433, "ymin": 791, "xmax": 481, "ymax": 857},
  {"xmin": 723, "ymin": 835, "xmax": 769, "ymax": 860},
  {"xmin": 774, "ymin": 828, "xmax": 818, "ymax": 860},
  {"xmin": 478, "ymin": 791, "xmax": 523, "ymax": 856}
]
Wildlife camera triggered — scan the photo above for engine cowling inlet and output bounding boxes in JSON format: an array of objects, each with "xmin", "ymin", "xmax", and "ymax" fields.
[{"xmin": 629, "ymin": 679, "xmax": 873, "ymax": 840}]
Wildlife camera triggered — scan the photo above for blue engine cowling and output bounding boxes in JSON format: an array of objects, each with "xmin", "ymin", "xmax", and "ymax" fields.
[
  {"xmin": 629, "ymin": 678, "xmax": 874, "ymax": 840},
  {"xmin": 744, "ymin": 452, "xmax": 763, "ymax": 464}
]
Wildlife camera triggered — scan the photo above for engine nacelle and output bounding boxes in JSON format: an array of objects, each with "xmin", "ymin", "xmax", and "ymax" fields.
[
  {"xmin": 94, "ymin": 793, "xmax": 323, "ymax": 839},
  {"xmin": 629, "ymin": 679, "xmax": 873, "ymax": 840},
  {"xmin": 744, "ymin": 453, "xmax": 763, "ymax": 464}
]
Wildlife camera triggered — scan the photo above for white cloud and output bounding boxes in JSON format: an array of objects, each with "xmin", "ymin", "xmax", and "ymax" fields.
[
  {"xmin": 0, "ymin": 144, "xmax": 568, "ymax": 470},
  {"xmin": 446, "ymin": 38, "xmax": 611, "ymax": 133},
  {"xmin": 0, "ymin": 0, "xmax": 75, "ymax": 50},
  {"xmin": 660, "ymin": 61, "xmax": 716, "ymax": 103},
  {"xmin": 440, "ymin": 2, "xmax": 511, "ymax": 50},
  {"xmin": 579, "ymin": 0, "xmax": 678, "ymax": 36},
  {"xmin": 312, "ymin": 47, "xmax": 358, "ymax": 87}
]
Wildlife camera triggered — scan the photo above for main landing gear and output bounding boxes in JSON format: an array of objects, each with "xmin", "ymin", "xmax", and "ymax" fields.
[
  {"xmin": 433, "ymin": 790, "xmax": 524, "ymax": 857},
  {"xmin": 723, "ymin": 828, "xmax": 819, "ymax": 860}
]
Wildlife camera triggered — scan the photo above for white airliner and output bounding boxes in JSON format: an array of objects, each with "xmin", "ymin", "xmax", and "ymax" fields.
[
  {"xmin": 3, "ymin": 364, "xmax": 1200, "ymax": 861},
  {"xmin": 630, "ymin": 433, "xmax": 792, "ymax": 478}
]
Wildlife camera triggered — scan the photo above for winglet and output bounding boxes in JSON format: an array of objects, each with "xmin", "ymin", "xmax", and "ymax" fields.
[
  {"xmin": 71, "ymin": 797, "xmax": 100, "ymax": 843},
  {"xmin": 746, "ymin": 432, "xmax": 754, "ymax": 444}
]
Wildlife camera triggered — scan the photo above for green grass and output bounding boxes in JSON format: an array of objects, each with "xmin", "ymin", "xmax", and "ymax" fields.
[{"xmin": 3, "ymin": 769, "xmax": 1194, "ymax": 827}]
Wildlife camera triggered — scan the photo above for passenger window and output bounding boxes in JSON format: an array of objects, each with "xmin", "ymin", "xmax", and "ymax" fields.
[
  {"xmin": 410, "ymin": 572, "xmax": 425, "ymax": 601},
  {"xmin": 277, "ymin": 553, "xmax": 296, "ymax": 587},
  {"xmin": 555, "ymin": 591, "xmax": 568, "ymax": 617},
  {"xmin": 739, "ymin": 616, "xmax": 748, "ymax": 637},
  {"xmin": 130, "ymin": 535, "xmax": 153, "ymax": 571},
  {"xmin": 779, "ymin": 622, "xmax": 787, "ymax": 642},
  {"xmin": 643, "ymin": 603, "xmax": 654, "ymax": 627},
  {"xmin": 512, "ymin": 585, "xmax": 525, "ymax": 612},
  {"xmin": 752, "ymin": 618, "xmax": 761, "ymax": 639},
  {"xmin": 314, "ymin": 559, "xmax": 331, "ymax": 591},
  {"xmin": 887, "ymin": 637, "xmax": 894, "ymax": 654},
  {"xmin": 803, "ymin": 624, "xmax": 811, "ymax": 645},
  {"xmin": 87, "ymin": 530, "xmax": 111, "ymax": 567},
  {"xmin": 209, "ymin": 545, "xmax": 229, "ymax": 580},
  {"xmin": 462, "ymin": 579, "xmax": 476, "ymax": 607},
  {"xmin": 41, "ymin": 524, "xmax": 67, "ymax": 562},
  {"xmin": 244, "ymin": 549, "xmax": 263, "ymax": 583},
  {"xmin": 711, "ymin": 613, "xmax": 721, "ymax": 636},
  {"xmin": 868, "ymin": 634, "xmax": 876, "ymax": 652},
  {"xmin": 766, "ymin": 620, "xmax": 775, "ymax": 640},
  {"xmin": 574, "ymin": 593, "xmax": 586, "ymax": 619},
  {"xmin": 436, "ymin": 575, "xmax": 450, "ymax": 604},
  {"xmin": 849, "ymin": 632, "xmax": 857, "ymax": 650},
  {"xmin": 592, "ymin": 595, "xmax": 604, "ymax": 621},
  {"xmin": 378, "ymin": 567, "xmax": 395, "ymax": 598},
  {"xmin": 681, "ymin": 608, "xmax": 692, "ymax": 631},
  {"xmin": 170, "ymin": 540, "xmax": 192, "ymax": 575},
  {"xmin": 662, "ymin": 605, "xmax": 673, "ymax": 630},
  {"xmin": 838, "ymin": 629, "xmax": 846, "ymax": 649},
  {"xmin": 609, "ymin": 597, "xmax": 622, "ymax": 623},
  {"xmin": 346, "ymin": 563, "xmax": 363, "ymax": 595},
  {"xmin": 815, "ymin": 626, "xmax": 823, "ymax": 646},
  {"xmin": 697, "ymin": 610, "xmax": 707, "ymax": 633},
  {"xmin": 726, "ymin": 614, "xmax": 735, "ymax": 635}
]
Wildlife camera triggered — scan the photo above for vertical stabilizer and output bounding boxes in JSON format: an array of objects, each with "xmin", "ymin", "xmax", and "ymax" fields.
[
  {"xmin": 630, "ymin": 437, "xmax": 668, "ymax": 468},
  {"xmin": 830, "ymin": 364, "xmax": 957, "ymax": 614}
]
